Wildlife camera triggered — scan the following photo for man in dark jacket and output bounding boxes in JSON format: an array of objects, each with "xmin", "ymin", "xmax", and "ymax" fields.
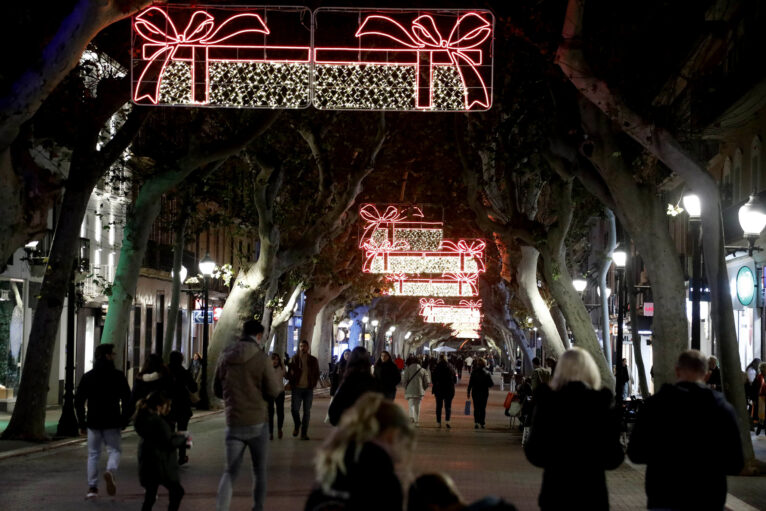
[
  {"xmin": 214, "ymin": 319, "xmax": 281, "ymax": 511},
  {"xmin": 287, "ymin": 339, "xmax": 319, "ymax": 440},
  {"xmin": 75, "ymin": 343, "xmax": 133, "ymax": 500},
  {"xmin": 627, "ymin": 350, "xmax": 744, "ymax": 511}
]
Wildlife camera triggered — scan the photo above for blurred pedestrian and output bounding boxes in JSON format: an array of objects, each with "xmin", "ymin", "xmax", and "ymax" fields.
[
  {"xmin": 266, "ymin": 352, "xmax": 286, "ymax": 440},
  {"xmin": 135, "ymin": 391, "xmax": 186, "ymax": 511},
  {"xmin": 328, "ymin": 347, "xmax": 380, "ymax": 426},
  {"xmin": 467, "ymin": 358, "xmax": 494, "ymax": 429},
  {"xmin": 331, "ymin": 349, "xmax": 351, "ymax": 396},
  {"xmin": 705, "ymin": 356, "xmax": 721, "ymax": 391},
  {"xmin": 75, "ymin": 343, "xmax": 133, "ymax": 499},
  {"xmin": 133, "ymin": 353, "xmax": 172, "ymax": 407},
  {"xmin": 190, "ymin": 352, "xmax": 202, "ymax": 388},
  {"xmin": 214, "ymin": 320, "xmax": 281, "ymax": 511},
  {"xmin": 374, "ymin": 350, "xmax": 402, "ymax": 400},
  {"xmin": 167, "ymin": 351, "xmax": 197, "ymax": 465},
  {"xmin": 287, "ymin": 339, "xmax": 320, "ymax": 440},
  {"xmin": 403, "ymin": 355, "xmax": 431, "ymax": 425},
  {"xmin": 756, "ymin": 362, "xmax": 766, "ymax": 435},
  {"xmin": 431, "ymin": 356, "xmax": 457, "ymax": 429},
  {"xmin": 530, "ymin": 357, "xmax": 550, "ymax": 392},
  {"xmin": 615, "ymin": 358, "xmax": 629, "ymax": 402},
  {"xmin": 524, "ymin": 347, "xmax": 624, "ymax": 510},
  {"xmin": 455, "ymin": 356, "xmax": 464, "ymax": 380},
  {"xmin": 628, "ymin": 350, "xmax": 744, "ymax": 511},
  {"xmin": 305, "ymin": 393, "xmax": 414, "ymax": 511},
  {"xmin": 408, "ymin": 473, "xmax": 518, "ymax": 511}
]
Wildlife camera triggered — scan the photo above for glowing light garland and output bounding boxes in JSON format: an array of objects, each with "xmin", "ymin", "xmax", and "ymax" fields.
[
  {"xmin": 420, "ymin": 298, "xmax": 482, "ymax": 324},
  {"xmin": 132, "ymin": 6, "xmax": 311, "ymax": 107},
  {"xmin": 385, "ymin": 272, "xmax": 479, "ymax": 297},
  {"xmin": 131, "ymin": 6, "xmax": 494, "ymax": 112}
]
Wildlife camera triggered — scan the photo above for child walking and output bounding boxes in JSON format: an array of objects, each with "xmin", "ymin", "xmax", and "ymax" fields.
[{"xmin": 135, "ymin": 391, "xmax": 187, "ymax": 511}]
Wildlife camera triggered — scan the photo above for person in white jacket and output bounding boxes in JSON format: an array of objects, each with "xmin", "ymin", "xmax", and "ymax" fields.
[{"xmin": 403, "ymin": 355, "xmax": 431, "ymax": 425}]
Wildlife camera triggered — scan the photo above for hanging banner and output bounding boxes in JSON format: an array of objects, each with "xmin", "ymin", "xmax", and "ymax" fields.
[
  {"xmin": 131, "ymin": 6, "xmax": 494, "ymax": 111},
  {"xmin": 132, "ymin": 5, "xmax": 312, "ymax": 108}
]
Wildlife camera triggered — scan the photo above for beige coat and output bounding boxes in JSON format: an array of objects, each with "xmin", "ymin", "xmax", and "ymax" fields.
[
  {"xmin": 403, "ymin": 364, "xmax": 430, "ymax": 399},
  {"xmin": 214, "ymin": 339, "xmax": 281, "ymax": 427}
]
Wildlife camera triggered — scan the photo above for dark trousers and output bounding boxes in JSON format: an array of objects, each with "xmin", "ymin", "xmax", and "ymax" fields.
[
  {"xmin": 473, "ymin": 394, "xmax": 488, "ymax": 426},
  {"xmin": 291, "ymin": 388, "xmax": 313, "ymax": 435},
  {"xmin": 141, "ymin": 480, "xmax": 184, "ymax": 511},
  {"xmin": 267, "ymin": 391, "xmax": 285, "ymax": 434},
  {"xmin": 435, "ymin": 395, "xmax": 453, "ymax": 423},
  {"xmin": 173, "ymin": 417, "xmax": 190, "ymax": 462}
]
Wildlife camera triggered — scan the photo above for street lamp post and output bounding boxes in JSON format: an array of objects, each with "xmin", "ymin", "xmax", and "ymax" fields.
[
  {"xmin": 739, "ymin": 193, "xmax": 766, "ymax": 256},
  {"xmin": 197, "ymin": 253, "xmax": 216, "ymax": 410},
  {"xmin": 57, "ymin": 264, "xmax": 79, "ymax": 437},
  {"xmin": 683, "ymin": 193, "xmax": 702, "ymax": 350},
  {"xmin": 370, "ymin": 319, "xmax": 379, "ymax": 353},
  {"xmin": 362, "ymin": 316, "xmax": 369, "ymax": 351}
]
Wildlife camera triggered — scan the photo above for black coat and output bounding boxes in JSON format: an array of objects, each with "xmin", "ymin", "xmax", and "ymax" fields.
[
  {"xmin": 431, "ymin": 361, "xmax": 457, "ymax": 399},
  {"xmin": 135, "ymin": 409, "xmax": 186, "ymax": 486},
  {"xmin": 467, "ymin": 367, "xmax": 493, "ymax": 398},
  {"xmin": 168, "ymin": 362, "xmax": 198, "ymax": 423},
  {"xmin": 373, "ymin": 360, "xmax": 401, "ymax": 394},
  {"xmin": 524, "ymin": 382, "xmax": 624, "ymax": 511},
  {"xmin": 74, "ymin": 359, "xmax": 133, "ymax": 430},
  {"xmin": 328, "ymin": 371, "xmax": 381, "ymax": 426},
  {"xmin": 305, "ymin": 441, "xmax": 403, "ymax": 511},
  {"xmin": 627, "ymin": 382, "xmax": 744, "ymax": 511}
]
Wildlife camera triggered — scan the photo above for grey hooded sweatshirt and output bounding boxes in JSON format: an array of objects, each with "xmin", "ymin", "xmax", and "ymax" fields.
[{"xmin": 214, "ymin": 338, "xmax": 281, "ymax": 427}]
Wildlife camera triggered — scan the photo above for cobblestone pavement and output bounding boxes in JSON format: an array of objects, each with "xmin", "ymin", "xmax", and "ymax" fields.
[{"xmin": 1, "ymin": 378, "xmax": 765, "ymax": 510}]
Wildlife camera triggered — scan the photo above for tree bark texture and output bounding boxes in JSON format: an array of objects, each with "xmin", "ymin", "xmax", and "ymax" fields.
[
  {"xmin": 516, "ymin": 245, "xmax": 565, "ymax": 359},
  {"xmin": 537, "ymin": 178, "xmax": 614, "ymax": 387},
  {"xmin": 558, "ymin": 0, "xmax": 753, "ymax": 466},
  {"xmin": 598, "ymin": 209, "xmax": 617, "ymax": 369},
  {"xmin": 579, "ymin": 103, "xmax": 688, "ymax": 389},
  {"xmin": 162, "ymin": 216, "xmax": 187, "ymax": 361},
  {"xmin": 551, "ymin": 306, "xmax": 570, "ymax": 350},
  {"xmin": 2, "ymin": 105, "xmax": 146, "ymax": 440},
  {"xmin": 0, "ymin": 0, "xmax": 152, "ymax": 152}
]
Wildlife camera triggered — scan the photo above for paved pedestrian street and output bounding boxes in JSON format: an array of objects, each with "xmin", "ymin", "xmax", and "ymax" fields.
[{"xmin": 1, "ymin": 380, "xmax": 765, "ymax": 511}]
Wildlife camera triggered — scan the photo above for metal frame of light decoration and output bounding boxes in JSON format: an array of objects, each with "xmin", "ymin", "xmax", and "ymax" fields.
[{"xmin": 131, "ymin": 6, "xmax": 494, "ymax": 112}]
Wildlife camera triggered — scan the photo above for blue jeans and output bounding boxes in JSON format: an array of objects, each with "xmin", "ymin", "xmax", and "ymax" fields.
[
  {"xmin": 87, "ymin": 428, "xmax": 121, "ymax": 488},
  {"xmin": 216, "ymin": 423, "xmax": 269, "ymax": 511},
  {"xmin": 291, "ymin": 388, "xmax": 313, "ymax": 436}
]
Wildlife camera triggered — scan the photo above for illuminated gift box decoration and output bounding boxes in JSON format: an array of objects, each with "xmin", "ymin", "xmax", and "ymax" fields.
[
  {"xmin": 363, "ymin": 239, "xmax": 486, "ymax": 274},
  {"xmin": 313, "ymin": 9, "xmax": 494, "ymax": 111},
  {"xmin": 359, "ymin": 204, "xmax": 443, "ymax": 251},
  {"xmin": 132, "ymin": 6, "xmax": 311, "ymax": 107},
  {"xmin": 385, "ymin": 273, "xmax": 479, "ymax": 297},
  {"xmin": 419, "ymin": 298, "xmax": 482, "ymax": 324}
]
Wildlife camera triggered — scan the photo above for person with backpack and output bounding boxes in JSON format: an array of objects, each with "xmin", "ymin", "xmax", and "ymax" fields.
[
  {"xmin": 403, "ymin": 355, "xmax": 431, "ymax": 426},
  {"xmin": 134, "ymin": 391, "xmax": 187, "ymax": 511},
  {"xmin": 467, "ymin": 358, "xmax": 494, "ymax": 429}
]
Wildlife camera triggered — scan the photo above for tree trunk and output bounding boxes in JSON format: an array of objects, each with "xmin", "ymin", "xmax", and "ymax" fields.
[
  {"xmin": 551, "ymin": 306, "xmax": 570, "ymax": 349},
  {"xmin": 260, "ymin": 275, "xmax": 279, "ymax": 343},
  {"xmin": 301, "ymin": 283, "xmax": 346, "ymax": 351},
  {"xmin": 627, "ymin": 251, "xmax": 650, "ymax": 397},
  {"xmin": 2, "ymin": 105, "xmax": 145, "ymax": 440},
  {"xmin": 558, "ymin": 0, "xmax": 754, "ymax": 467},
  {"xmin": 599, "ymin": 209, "xmax": 617, "ymax": 369},
  {"xmin": 163, "ymin": 217, "xmax": 186, "ymax": 361},
  {"xmin": 312, "ymin": 304, "xmax": 336, "ymax": 375},
  {"xmin": 516, "ymin": 245, "xmax": 565, "ymax": 359},
  {"xmin": 272, "ymin": 322, "xmax": 288, "ymax": 359}
]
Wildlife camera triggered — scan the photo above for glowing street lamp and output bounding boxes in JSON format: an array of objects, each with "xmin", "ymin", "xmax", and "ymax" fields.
[
  {"xmin": 684, "ymin": 193, "xmax": 702, "ymax": 350},
  {"xmin": 739, "ymin": 193, "xmax": 766, "ymax": 255},
  {"xmin": 572, "ymin": 278, "xmax": 587, "ymax": 293},
  {"xmin": 197, "ymin": 253, "xmax": 215, "ymax": 410}
]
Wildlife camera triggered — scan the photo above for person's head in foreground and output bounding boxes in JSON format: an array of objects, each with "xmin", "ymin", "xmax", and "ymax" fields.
[
  {"xmin": 407, "ymin": 473, "xmax": 518, "ymax": 511},
  {"xmin": 550, "ymin": 347, "xmax": 601, "ymax": 390},
  {"xmin": 315, "ymin": 392, "xmax": 415, "ymax": 492}
]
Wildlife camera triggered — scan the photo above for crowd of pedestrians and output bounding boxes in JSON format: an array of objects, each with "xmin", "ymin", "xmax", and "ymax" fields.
[{"xmin": 73, "ymin": 322, "xmax": 751, "ymax": 511}]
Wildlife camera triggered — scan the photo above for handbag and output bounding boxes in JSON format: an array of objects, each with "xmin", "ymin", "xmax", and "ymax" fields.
[
  {"xmin": 464, "ymin": 399, "xmax": 471, "ymax": 415},
  {"xmin": 188, "ymin": 389, "xmax": 200, "ymax": 404}
]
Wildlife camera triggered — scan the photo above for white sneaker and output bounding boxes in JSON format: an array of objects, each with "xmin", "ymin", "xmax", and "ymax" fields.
[{"xmin": 85, "ymin": 487, "xmax": 98, "ymax": 499}]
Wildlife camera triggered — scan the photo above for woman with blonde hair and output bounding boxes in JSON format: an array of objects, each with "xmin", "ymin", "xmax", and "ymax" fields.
[
  {"xmin": 524, "ymin": 347, "xmax": 623, "ymax": 510},
  {"xmin": 305, "ymin": 392, "xmax": 414, "ymax": 511}
]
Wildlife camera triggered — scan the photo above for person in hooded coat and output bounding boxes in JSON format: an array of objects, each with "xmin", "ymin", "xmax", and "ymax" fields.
[
  {"xmin": 431, "ymin": 356, "xmax": 457, "ymax": 428},
  {"xmin": 328, "ymin": 347, "xmax": 381, "ymax": 426}
]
